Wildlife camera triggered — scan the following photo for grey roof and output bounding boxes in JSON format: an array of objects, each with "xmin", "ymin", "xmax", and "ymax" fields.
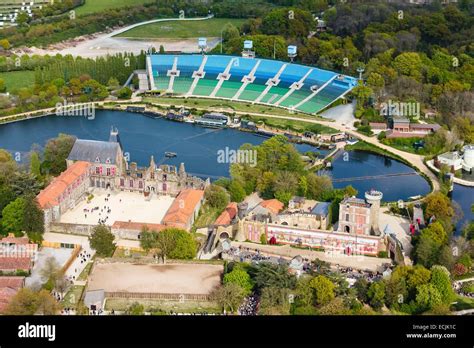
[
  {"xmin": 84, "ymin": 289, "xmax": 105, "ymax": 307},
  {"xmin": 68, "ymin": 139, "xmax": 120, "ymax": 164},
  {"xmin": 311, "ymin": 202, "xmax": 330, "ymax": 216}
]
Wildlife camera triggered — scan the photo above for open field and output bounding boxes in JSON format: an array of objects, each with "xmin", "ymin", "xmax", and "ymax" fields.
[
  {"xmin": 1, "ymin": 71, "xmax": 36, "ymax": 92},
  {"xmin": 75, "ymin": 0, "xmax": 154, "ymax": 16},
  {"xmin": 105, "ymin": 297, "xmax": 221, "ymax": 313},
  {"xmin": 88, "ymin": 262, "xmax": 223, "ymax": 294},
  {"xmin": 59, "ymin": 190, "xmax": 175, "ymax": 226},
  {"xmin": 116, "ymin": 18, "xmax": 247, "ymax": 39}
]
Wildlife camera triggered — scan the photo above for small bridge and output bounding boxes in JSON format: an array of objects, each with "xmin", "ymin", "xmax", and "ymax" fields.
[{"xmin": 332, "ymin": 172, "xmax": 418, "ymax": 183}]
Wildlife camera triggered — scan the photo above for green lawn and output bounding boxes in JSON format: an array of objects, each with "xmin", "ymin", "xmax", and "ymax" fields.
[
  {"xmin": 75, "ymin": 0, "xmax": 154, "ymax": 16},
  {"xmin": 1, "ymin": 70, "xmax": 36, "ymax": 92},
  {"xmin": 116, "ymin": 18, "xmax": 247, "ymax": 39},
  {"xmin": 142, "ymin": 96, "xmax": 326, "ymax": 120},
  {"xmin": 451, "ymin": 295, "xmax": 474, "ymax": 311},
  {"xmin": 105, "ymin": 298, "xmax": 221, "ymax": 314},
  {"xmin": 77, "ymin": 262, "xmax": 93, "ymax": 281},
  {"xmin": 61, "ymin": 285, "xmax": 85, "ymax": 308}
]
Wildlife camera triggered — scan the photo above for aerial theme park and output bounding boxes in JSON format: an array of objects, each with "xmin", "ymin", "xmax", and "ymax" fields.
[{"xmin": 0, "ymin": 0, "xmax": 472, "ymax": 346}]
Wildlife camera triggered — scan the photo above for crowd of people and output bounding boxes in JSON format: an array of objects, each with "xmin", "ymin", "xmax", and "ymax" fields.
[
  {"xmin": 238, "ymin": 293, "xmax": 259, "ymax": 316},
  {"xmin": 83, "ymin": 194, "xmax": 113, "ymax": 225},
  {"xmin": 454, "ymin": 281, "xmax": 474, "ymax": 298}
]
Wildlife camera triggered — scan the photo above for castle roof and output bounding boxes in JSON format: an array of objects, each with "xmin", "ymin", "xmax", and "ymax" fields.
[
  {"xmin": 214, "ymin": 202, "xmax": 238, "ymax": 226},
  {"xmin": 68, "ymin": 139, "xmax": 120, "ymax": 165},
  {"xmin": 162, "ymin": 189, "xmax": 204, "ymax": 228},
  {"xmin": 37, "ymin": 161, "xmax": 90, "ymax": 209},
  {"xmin": 259, "ymin": 199, "xmax": 284, "ymax": 215}
]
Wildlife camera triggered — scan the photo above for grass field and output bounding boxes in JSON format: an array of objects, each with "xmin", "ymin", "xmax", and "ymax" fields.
[
  {"xmin": 142, "ymin": 96, "xmax": 326, "ymax": 120},
  {"xmin": 2, "ymin": 70, "xmax": 36, "ymax": 92},
  {"xmin": 105, "ymin": 298, "xmax": 221, "ymax": 314},
  {"xmin": 75, "ymin": 0, "xmax": 154, "ymax": 16},
  {"xmin": 116, "ymin": 18, "xmax": 247, "ymax": 39}
]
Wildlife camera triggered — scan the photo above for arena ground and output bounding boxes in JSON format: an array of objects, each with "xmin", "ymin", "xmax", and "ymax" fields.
[{"xmin": 87, "ymin": 262, "xmax": 223, "ymax": 294}]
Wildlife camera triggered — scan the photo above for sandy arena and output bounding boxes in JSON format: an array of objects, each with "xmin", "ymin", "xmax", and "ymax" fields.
[
  {"xmin": 59, "ymin": 190, "xmax": 175, "ymax": 226},
  {"xmin": 87, "ymin": 263, "xmax": 223, "ymax": 294}
]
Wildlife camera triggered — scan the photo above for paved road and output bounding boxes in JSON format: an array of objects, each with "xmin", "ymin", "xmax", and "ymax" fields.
[{"xmin": 231, "ymin": 241, "xmax": 391, "ymax": 272}]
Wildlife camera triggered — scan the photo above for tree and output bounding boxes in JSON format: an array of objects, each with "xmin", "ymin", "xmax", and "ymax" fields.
[
  {"xmin": 29, "ymin": 152, "xmax": 41, "ymax": 179},
  {"xmin": 139, "ymin": 226, "xmax": 158, "ymax": 254},
  {"xmin": 22, "ymin": 195, "xmax": 44, "ymax": 239},
  {"xmin": 258, "ymin": 286, "xmax": 292, "ymax": 315},
  {"xmin": 42, "ymin": 134, "xmax": 76, "ymax": 176},
  {"xmin": 0, "ymin": 78, "xmax": 5, "ymax": 93},
  {"xmin": 223, "ymin": 268, "xmax": 253, "ymax": 296},
  {"xmin": 415, "ymin": 284, "xmax": 442, "ymax": 312},
  {"xmin": 5, "ymin": 288, "xmax": 60, "ymax": 315},
  {"xmin": 40, "ymin": 256, "xmax": 61, "ymax": 288},
  {"xmin": 367, "ymin": 281, "xmax": 386, "ymax": 310},
  {"xmin": 251, "ymin": 262, "xmax": 296, "ymax": 290},
  {"xmin": 211, "ymin": 283, "xmax": 245, "ymax": 314},
  {"xmin": 318, "ymin": 297, "xmax": 352, "ymax": 315},
  {"xmin": 117, "ymin": 87, "xmax": 132, "ymax": 99},
  {"xmin": 392, "ymin": 52, "xmax": 423, "ymax": 81},
  {"xmin": 107, "ymin": 77, "xmax": 120, "ymax": 91},
  {"xmin": 205, "ymin": 184, "xmax": 229, "ymax": 209},
  {"xmin": 415, "ymin": 233, "xmax": 440, "ymax": 268},
  {"xmin": 1, "ymin": 197, "xmax": 26, "ymax": 236},
  {"xmin": 354, "ymin": 278, "xmax": 369, "ymax": 303},
  {"xmin": 228, "ymin": 179, "xmax": 246, "ymax": 203},
  {"xmin": 89, "ymin": 225, "xmax": 116, "ymax": 257},
  {"xmin": 167, "ymin": 228, "xmax": 197, "ymax": 260},
  {"xmin": 222, "ymin": 23, "xmax": 240, "ymax": 42},
  {"xmin": 429, "ymin": 265, "xmax": 455, "ymax": 305},
  {"xmin": 126, "ymin": 302, "xmax": 144, "ymax": 315},
  {"xmin": 0, "ymin": 39, "xmax": 10, "ymax": 51},
  {"xmin": 309, "ymin": 275, "xmax": 335, "ymax": 306},
  {"xmin": 424, "ymin": 192, "xmax": 454, "ymax": 222}
]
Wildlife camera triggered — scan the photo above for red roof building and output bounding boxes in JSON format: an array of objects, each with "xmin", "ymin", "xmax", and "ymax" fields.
[
  {"xmin": 214, "ymin": 202, "xmax": 238, "ymax": 226},
  {"xmin": 162, "ymin": 189, "xmax": 205, "ymax": 231}
]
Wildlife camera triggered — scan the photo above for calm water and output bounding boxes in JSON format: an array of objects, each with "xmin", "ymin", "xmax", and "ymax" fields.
[
  {"xmin": 0, "ymin": 110, "xmax": 469, "ymax": 216},
  {"xmin": 452, "ymin": 184, "xmax": 474, "ymax": 233},
  {"xmin": 319, "ymin": 150, "xmax": 431, "ymax": 202}
]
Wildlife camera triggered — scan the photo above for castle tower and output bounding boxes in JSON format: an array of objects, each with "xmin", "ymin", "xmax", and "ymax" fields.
[
  {"xmin": 149, "ymin": 155, "xmax": 156, "ymax": 170},
  {"xmin": 179, "ymin": 162, "xmax": 186, "ymax": 176},
  {"xmin": 365, "ymin": 189, "xmax": 383, "ymax": 235},
  {"xmin": 109, "ymin": 126, "xmax": 122, "ymax": 149}
]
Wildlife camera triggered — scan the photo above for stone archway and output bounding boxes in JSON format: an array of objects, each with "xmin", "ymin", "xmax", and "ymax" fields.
[{"xmin": 345, "ymin": 225, "xmax": 350, "ymax": 233}]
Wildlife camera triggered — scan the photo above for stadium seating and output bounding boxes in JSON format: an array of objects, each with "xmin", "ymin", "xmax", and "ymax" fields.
[{"xmin": 148, "ymin": 54, "xmax": 357, "ymax": 114}]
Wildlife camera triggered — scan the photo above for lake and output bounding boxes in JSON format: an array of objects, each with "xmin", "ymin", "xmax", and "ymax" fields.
[{"xmin": 0, "ymin": 110, "xmax": 467, "ymax": 212}]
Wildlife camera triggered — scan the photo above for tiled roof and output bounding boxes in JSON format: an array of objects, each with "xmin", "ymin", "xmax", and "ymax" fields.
[
  {"xmin": 0, "ymin": 277, "xmax": 24, "ymax": 289},
  {"xmin": 0, "ymin": 257, "xmax": 31, "ymax": 271},
  {"xmin": 67, "ymin": 139, "xmax": 120, "ymax": 164},
  {"xmin": 0, "ymin": 286, "xmax": 18, "ymax": 313},
  {"xmin": 259, "ymin": 199, "xmax": 284, "ymax": 214},
  {"xmin": 112, "ymin": 221, "xmax": 166, "ymax": 232},
  {"xmin": 410, "ymin": 123, "xmax": 441, "ymax": 130},
  {"xmin": 162, "ymin": 189, "xmax": 204, "ymax": 227},
  {"xmin": 214, "ymin": 202, "xmax": 238, "ymax": 226},
  {"xmin": 0, "ymin": 235, "xmax": 29, "ymax": 245},
  {"xmin": 37, "ymin": 161, "xmax": 90, "ymax": 209}
]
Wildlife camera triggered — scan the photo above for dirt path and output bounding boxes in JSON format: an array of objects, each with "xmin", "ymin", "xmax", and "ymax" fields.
[{"xmin": 14, "ymin": 16, "xmax": 216, "ymax": 58}]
